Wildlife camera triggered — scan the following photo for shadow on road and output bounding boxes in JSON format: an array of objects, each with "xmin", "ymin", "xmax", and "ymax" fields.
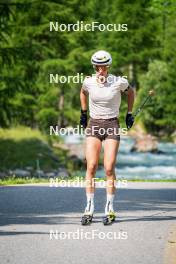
[{"xmin": 0, "ymin": 186, "xmax": 176, "ymax": 234}]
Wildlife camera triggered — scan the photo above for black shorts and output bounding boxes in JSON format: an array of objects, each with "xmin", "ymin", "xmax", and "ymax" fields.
[{"xmin": 85, "ymin": 117, "xmax": 120, "ymax": 141}]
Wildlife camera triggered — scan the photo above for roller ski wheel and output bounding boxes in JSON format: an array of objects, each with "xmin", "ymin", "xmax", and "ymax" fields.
[
  {"xmin": 81, "ymin": 214, "xmax": 93, "ymax": 226},
  {"xmin": 103, "ymin": 212, "xmax": 116, "ymax": 225}
]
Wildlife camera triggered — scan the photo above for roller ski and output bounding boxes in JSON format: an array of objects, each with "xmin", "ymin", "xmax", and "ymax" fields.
[
  {"xmin": 81, "ymin": 194, "xmax": 94, "ymax": 225},
  {"xmin": 103, "ymin": 211, "xmax": 116, "ymax": 225},
  {"xmin": 81, "ymin": 213, "xmax": 93, "ymax": 225}
]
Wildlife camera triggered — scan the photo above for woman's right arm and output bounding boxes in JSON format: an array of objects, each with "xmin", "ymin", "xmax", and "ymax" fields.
[{"xmin": 80, "ymin": 87, "xmax": 88, "ymax": 111}]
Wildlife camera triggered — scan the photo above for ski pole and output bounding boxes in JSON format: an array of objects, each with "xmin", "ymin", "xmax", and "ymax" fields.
[{"xmin": 133, "ymin": 90, "xmax": 155, "ymax": 118}]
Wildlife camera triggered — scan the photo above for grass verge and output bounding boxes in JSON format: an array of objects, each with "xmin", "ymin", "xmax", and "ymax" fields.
[
  {"xmin": 0, "ymin": 176, "xmax": 176, "ymax": 186},
  {"xmin": 0, "ymin": 126, "xmax": 83, "ymax": 173}
]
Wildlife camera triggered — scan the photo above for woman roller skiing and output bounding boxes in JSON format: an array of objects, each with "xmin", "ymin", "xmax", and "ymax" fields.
[{"xmin": 80, "ymin": 50, "xmax": 135, "ymax": 225}]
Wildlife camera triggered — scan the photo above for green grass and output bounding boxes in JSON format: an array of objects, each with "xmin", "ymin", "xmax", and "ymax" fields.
[
  {"xmin": 125, "ymin": 179, "xmax": 176, "ymax": 182},
  {"xmin": 0, "ymin": 177, "xmax": 49, "ymax": 186},
  {"xmin": 0, "ymin": 176, "xmax": 176, "ymax": 186},
  {"xmin": 0, "ymin": 126, "xmax": 80, "ymax": 172},
  {"xmin": 0, "ymin": 126, "xmax": 61, "ymax": 170}
]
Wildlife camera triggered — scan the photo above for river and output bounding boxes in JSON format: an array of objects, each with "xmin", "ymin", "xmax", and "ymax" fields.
[{"xmin": 63, "ymin": 135, "xmax": 176, "ymax": 180}]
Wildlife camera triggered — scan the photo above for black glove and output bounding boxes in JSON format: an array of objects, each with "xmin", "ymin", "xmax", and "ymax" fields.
[
  {"xmin": 80, "ymin": 109, "xmax": 87, "ymax": 129},
  {"xmin": 126, "ymin": 113, "xmax": 134, "ymax": 129}
]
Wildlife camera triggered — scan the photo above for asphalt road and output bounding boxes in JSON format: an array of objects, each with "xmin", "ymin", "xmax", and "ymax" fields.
[{"xmin": 0, "ymin": 182, "xmax": 176, "ymax": 264}]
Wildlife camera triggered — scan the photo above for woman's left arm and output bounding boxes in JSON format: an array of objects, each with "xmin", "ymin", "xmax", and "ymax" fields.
[{"xmin": 127, "ymin": 86, "xmax": 135, "ymax": 113}]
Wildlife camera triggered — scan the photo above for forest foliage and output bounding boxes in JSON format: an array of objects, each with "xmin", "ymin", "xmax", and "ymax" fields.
[{"xmin": 0, "ymin": 0, "xmax": 176, "ymax": 137}]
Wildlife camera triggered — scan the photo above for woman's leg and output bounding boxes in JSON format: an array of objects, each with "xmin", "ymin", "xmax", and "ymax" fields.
[
  {"xmin": 84, "ymin": 136, "xmax": 102, "ymax": 214},
  {"xmin": 85, "ymin": 136, "xmax": 102, "ymax": 193},
  {"xmin": 103, "ymin": 139, "xmax": 120, "ymax": 214}
]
